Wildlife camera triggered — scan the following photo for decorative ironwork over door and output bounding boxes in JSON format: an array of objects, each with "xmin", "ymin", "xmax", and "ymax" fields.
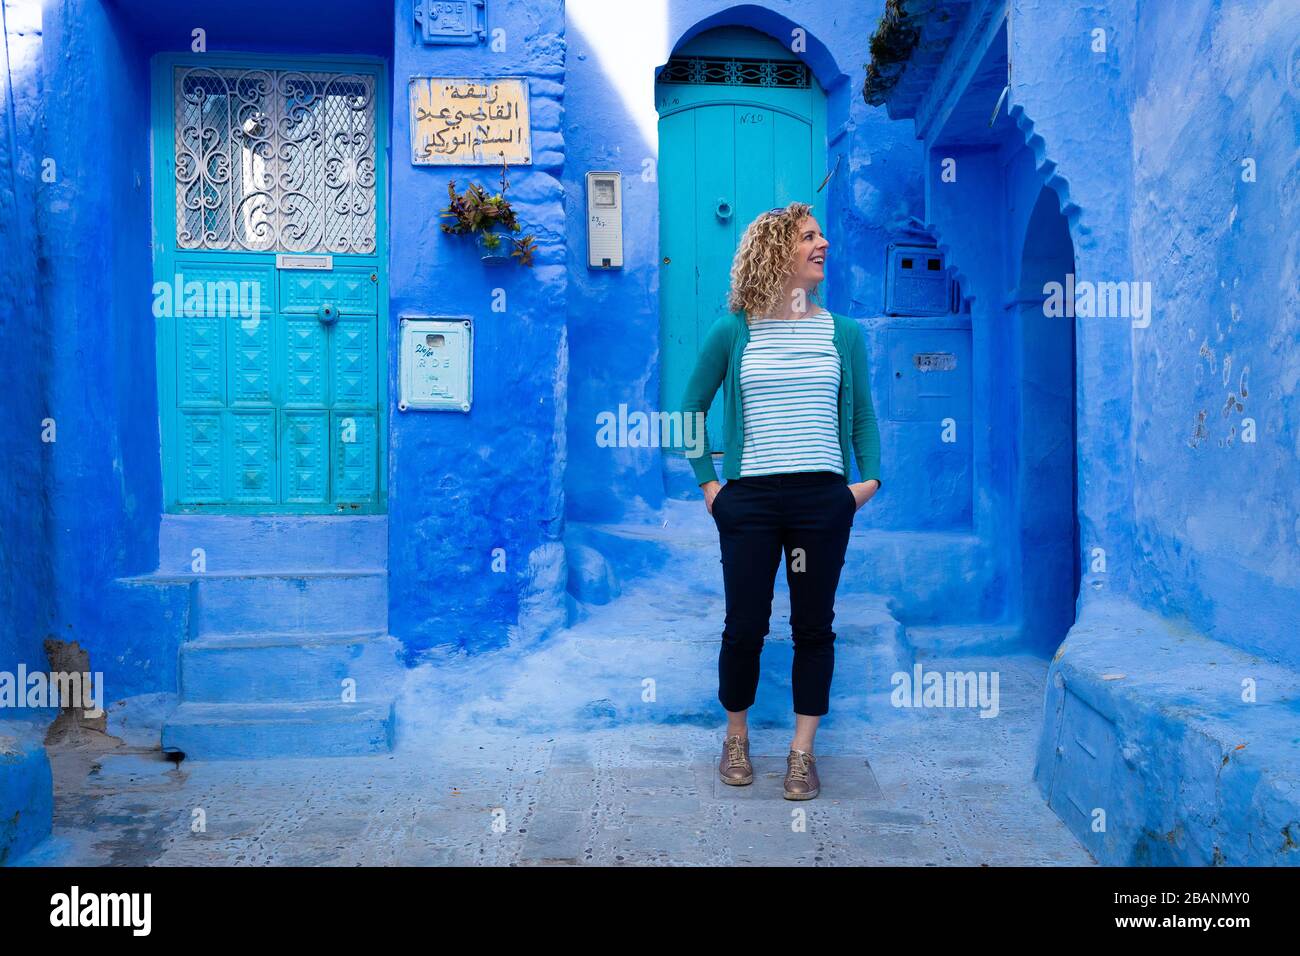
[{"xmin": 154, "ymin": 56, "xmax": 388, "ymax": 514}]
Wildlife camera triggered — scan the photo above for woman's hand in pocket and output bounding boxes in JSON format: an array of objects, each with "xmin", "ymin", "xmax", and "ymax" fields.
[
  {"xmin": 702, "ymin": 480, "xmax": 722, "ymax": 514},
  {"xmin": 849, "ymin": 479, "xmax": 880, "ymax": 510}
]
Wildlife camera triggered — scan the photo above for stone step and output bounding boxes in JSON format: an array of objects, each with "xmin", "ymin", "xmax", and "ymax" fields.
[
  {"xmin": 190, "ymin": 571, "xmax": 387, "ymax": 636},
  {"xmin": 158, "ymin": 514, "xmax": 386, "ymax": 575},
  {"xmin": 905, "ymin": 624, "xmax": 1027, "ymax": 657},
  {"xmin": 179, "ymin": 631, "xmax": 402, "ymax": 704},
  {"xmin": 1037, "ymin": 598, "xmax": 1300, "ymax": 865},
  {"xmin": 566, "ymin": 514, "xmax": 719, "ymax": 602},
  {"xmin": 566, "ymin": 499, "xmax": 999, "ymax": 624},
  {"xmin": 456, "ymin": 593, "xmax": 912, "ymax": 733},
  {"xmin": 162, "ymin": 699, "xmax": 397, "ymax": 760},
  {"xmin": 0, "ymin": 721, "xmax": 54, "ymax": 865},
  {"xmin": 152, "ymin": 515, "xmax": 398, "ymax": 760}
]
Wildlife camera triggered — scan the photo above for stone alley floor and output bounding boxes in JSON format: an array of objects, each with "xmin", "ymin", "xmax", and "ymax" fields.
[{"xmin": 17, "ymin": 506, "xmax": 1094, "ymax": 867}]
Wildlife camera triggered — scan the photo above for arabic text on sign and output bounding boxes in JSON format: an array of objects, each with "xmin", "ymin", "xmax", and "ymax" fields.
[{"xmin": 409, "ymin": 77, "xmax": 532, "ymax": 166}]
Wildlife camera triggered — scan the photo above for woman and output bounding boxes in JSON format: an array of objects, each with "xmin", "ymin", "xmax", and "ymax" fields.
[{"xmin": 679, "ymin": 202, "xmax": 881, "ymax": 800}]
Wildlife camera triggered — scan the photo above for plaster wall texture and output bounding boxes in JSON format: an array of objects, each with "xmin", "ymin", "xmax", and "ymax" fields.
[
  {"xmin": 1, "ymin": 0, "xmax": 51, "ymax": 682},
  {"xmin": 387, "ymin": 0, "xmax": 571, "ymax": 655},
  {"xmin": 1000, "ymin": 0, "xmax": 1300, "ymax": 664}
]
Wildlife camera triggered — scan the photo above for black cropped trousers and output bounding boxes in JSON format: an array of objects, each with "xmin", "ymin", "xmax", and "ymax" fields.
[{"xmin": 710, "ymin": 470, "xmax": 855, "ymax": 717}]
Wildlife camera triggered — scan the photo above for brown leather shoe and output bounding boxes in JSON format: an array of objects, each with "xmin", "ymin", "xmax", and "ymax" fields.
[
  {"xmin": 718, "ymin": 734, "xmax": 753, "ymax": 786},
  {"xmin": 783, "ymin": 749, "xmax": 820, "ymax": 800}
]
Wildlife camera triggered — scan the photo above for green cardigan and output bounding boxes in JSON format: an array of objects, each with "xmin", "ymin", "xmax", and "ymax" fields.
[{"xmin": 679, "ymin": 310, "xmax": 882, "ymax": 487}]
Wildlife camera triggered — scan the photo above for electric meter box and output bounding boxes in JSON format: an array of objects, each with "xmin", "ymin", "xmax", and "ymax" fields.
[
  {"xmin": 586, "ymin": 171, "xmax": 623, "ymax": 269},
  {"xmin": 884, "ymin": 243, "xmax": 951, "ymax": 316},
  {"xmin": 399, "ymin": 316, "xmax": 473, "ymax": 412}
]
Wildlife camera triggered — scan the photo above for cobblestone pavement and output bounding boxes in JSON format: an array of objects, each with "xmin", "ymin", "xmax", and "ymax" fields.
[
  {"xmin": 28, "ymin": 705, "xmax": 1091, "ymax": 866},
  {"xmin": 22, "ymin": 561, "xmax": 1094, "ymax": 866}
]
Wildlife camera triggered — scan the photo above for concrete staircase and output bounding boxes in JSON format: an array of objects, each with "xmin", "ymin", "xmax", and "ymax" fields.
[{"xmin": 153, "ymin": 516, "xmax": 402, "ymax": 760}]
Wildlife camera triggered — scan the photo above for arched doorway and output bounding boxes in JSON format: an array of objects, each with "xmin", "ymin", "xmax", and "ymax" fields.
[
  {"xmin": 1014, "ymin": 186, "xmax": 1080, "ymax": 651},
  {"xmin": 655, "ymin": 26, "xmax": 827, "ymax": 452}
]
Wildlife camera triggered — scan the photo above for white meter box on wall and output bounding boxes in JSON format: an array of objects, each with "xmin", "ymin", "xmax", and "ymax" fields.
[
  {"xmin": 399, "ymin": 316, "xmax": 473, "ymax": 412},
  {"xmin": 586, "ymin": 170, "xmax": 623, "ymax": 269}
]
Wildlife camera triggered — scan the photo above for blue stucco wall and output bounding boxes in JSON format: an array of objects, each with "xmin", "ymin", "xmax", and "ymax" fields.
[
  {"xmin": 0, "ymin": 721, "xmax": 53, "ymax": 863},
  {"xmin": 388, "ymin": 0, "xmax": 570, "ymax": 654},
  {"xmin": 865, "ymin": 0, "xmax": 1299, "ymax": 659},
  {"xmin": 36, "ymin": 0, "xmax": 162, "ymax": 697},
  {"xmin": 1126, "ymin": 0, "xmax": 1300, "ymax": 667},
  {"xmin": 868, "ymin": 0, "xmax": 1300, "ymax": 864},
  {"xmin": 1004, "ymin": 0, "xmax": 1141, "ymax": 625},
  {"xmin": 7, "ymin": 0, "xmax": 400, "ymax": 699},
  {"xmin": 0, "ymin": 0, "xmax": 51, "ymax": 685},
  {"xmin": 7, "ymin": 0, "xmax": 570, "ymax": 689},
  {"xmin": 912, "ymin": 0, "xmax": 1140, "ymax": 646},
  {"xmin": 1001, "ymin": 0, "xmax": 1300, "ymax": 664}
]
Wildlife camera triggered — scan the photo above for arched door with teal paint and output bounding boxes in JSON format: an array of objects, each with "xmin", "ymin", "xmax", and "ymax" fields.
[
  {"xmin": 152, "ymin": 54, "xmax": 387, "ymax": 514},
  {"xmin": 656, "ymin": 28, "xmax": 827, "ymax": 452}
]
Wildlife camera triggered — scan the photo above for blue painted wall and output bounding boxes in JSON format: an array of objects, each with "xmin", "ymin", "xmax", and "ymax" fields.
[
  {"xmin": 387, "ymin": 0, "xmax": 570, "ymax": 654},
  {"xmin": 1001, "ymin": 0, "xmax": 1141, "ymax": 634},
  {"xmin": 38, "ymin": 0, "xmax": 162, "ymax": 695},
  {"xmin": 0, "ymin": 0, "xmax": 51, "ymax": 687},
  {"xmin": 0, "ymin": 0, "xmax": 164, "ymax": 696},
  {"xmin": 994, "ymin": 0, "xmax": 1299, "ymax": 663},
  {"xmin": 1125, "ymin": 0, "xmax": 1300, "ymax": 667}
]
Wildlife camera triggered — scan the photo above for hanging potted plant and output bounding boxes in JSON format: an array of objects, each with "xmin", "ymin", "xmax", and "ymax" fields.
[{"xmin": 439, "ymin": 161, "xmax": 536, "ymax": 266}]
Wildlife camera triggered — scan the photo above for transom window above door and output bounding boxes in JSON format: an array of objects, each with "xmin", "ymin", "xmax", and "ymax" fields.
[
  {"xmin": 172, "ymin": 66, "xmax": 377, "ymax": 254},
  {"xmin": 657, "ymin": 56, "xmax": 810, "ymax": 89}
]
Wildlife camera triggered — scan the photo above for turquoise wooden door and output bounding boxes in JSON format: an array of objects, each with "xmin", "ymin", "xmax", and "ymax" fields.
[
  {"xmin": 152, "ymin": 55, "xmax": 387, "ymax": 514},
  {"xmin": 656, "ymin": 39, "xmax": 826, "ymax": 451}
]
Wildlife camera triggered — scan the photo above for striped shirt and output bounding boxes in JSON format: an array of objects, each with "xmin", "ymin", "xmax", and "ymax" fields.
[{"xmin": 738, "ymin": 310, "xmax": 843, "ymax": 477}]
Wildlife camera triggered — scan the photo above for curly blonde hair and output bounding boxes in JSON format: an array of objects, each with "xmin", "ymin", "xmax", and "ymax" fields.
[{"xmin": 727, "ymin": 201, "xmax": 816, "ymax": 320}]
